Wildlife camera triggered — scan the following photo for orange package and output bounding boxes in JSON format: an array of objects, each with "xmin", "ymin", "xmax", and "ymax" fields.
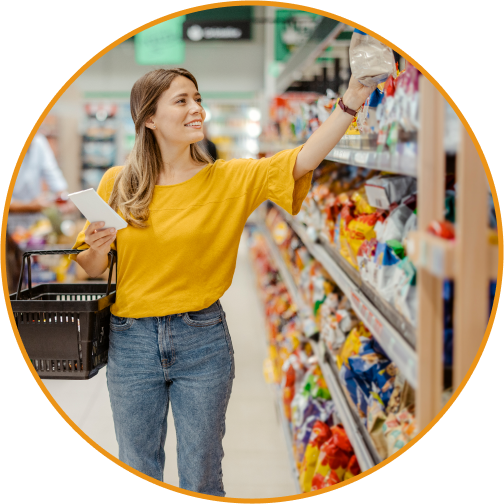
[{"xmin": 311, "ymin": 424, "xmax": 358, "ymax": 490}]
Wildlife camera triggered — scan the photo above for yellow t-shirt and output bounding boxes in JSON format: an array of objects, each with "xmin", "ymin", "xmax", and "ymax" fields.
[{"xmin": 72, "ymin": 146, "xmax": 312, "ymax": 318}]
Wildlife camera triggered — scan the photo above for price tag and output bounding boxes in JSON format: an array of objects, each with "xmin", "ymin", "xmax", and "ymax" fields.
[
  {"xmin": 334, "ymin": 148, "xmax": 351, "ymax": 162},
  {"xmin": 431, "ymin": 243, "xmax": 445, "ymax": 278},
  {"xmin": 419, "ymin": 240, "xmax": 428, "ymax": 268},
  {"xmin": 354, "ymin": 151, "xmax": 370, "ymax": 166}
]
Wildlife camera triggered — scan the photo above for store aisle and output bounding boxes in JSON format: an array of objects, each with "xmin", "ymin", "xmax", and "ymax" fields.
[{"xmin": 42, "ymin": 231, "xmax": 296, "ymax": 498}]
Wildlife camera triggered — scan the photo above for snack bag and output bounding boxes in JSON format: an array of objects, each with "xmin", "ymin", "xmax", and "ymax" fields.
[
  {"xmin": 343, "ymin": 455, "xmax": 361, "ymax": 481},
  {"xmin": 299, "ymin": 420, "xmax": 332, "ymax": 492},
  {"xmin": 311, "ymin": 425, "xmax": 355, "ymax": 490},
  {"xmin": 349, "ymin": 29, "xmax": 396, "ymax": 86},
  {"xmin": 384, "ymin": 406, "xmax": 417, "ymax": 456},
  {"xmin": 365, "ymin": 175, "xmax": 417, "ymax": 210},
  {"xmin": 357, "ymin": 238, "xmax": 378, "ymax": 282},
  {"xmin": 343, "ymin": 213, "xmax": 380, "ymax": 269},
  {"xmin": 294, "ymin": 396, "xmax": 335, "ymax": 469},
  {"xmin": 367, "ymin": 394, "xmax": 388, "ymax": 459},
  {"xmin": 373, "ymin": 242, "xmax": 402, "ymax": 302},
  {"xmin": 392, "ymin": 257, "xmax": 417, "ymax": 325},
  {"xmin": 374, "ymin": 204, "xmax": 414, "ymax": 243}
]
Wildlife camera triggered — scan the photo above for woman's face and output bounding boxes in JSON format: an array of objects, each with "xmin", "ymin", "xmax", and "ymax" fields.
[{"xmin": 147, "ymin": 76, "xmax": 206, "ymax": 146}]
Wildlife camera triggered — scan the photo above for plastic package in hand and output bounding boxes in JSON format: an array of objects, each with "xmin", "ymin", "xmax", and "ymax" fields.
[{"xmin": 349, "ymin": 29, "xmax": 396, "ymax": 86}]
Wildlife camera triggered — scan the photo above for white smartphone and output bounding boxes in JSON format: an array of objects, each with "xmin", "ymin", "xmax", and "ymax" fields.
[{"xmin": 68, "ymin": 188, "xmax": 128, "ymax": 230}]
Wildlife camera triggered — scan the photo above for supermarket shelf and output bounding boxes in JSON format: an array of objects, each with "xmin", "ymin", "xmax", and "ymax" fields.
[
  {"xmin": 273, "ymin": 385, "xmax": 302, "ymax": 494},
  {"xmin": 327, "ymin": 145, "xmax": 417, "ymax": 177},
  {"xmin": 318, "ymin": 233, "xmax": 416, "ymax": 347},
  {"xmin": 278, "ymin": 209, "xmax": 418, "ymax": 389},
  {"xmin": 258, "ymin": 222, "xmax": 308, "ymax": 312},
  {"xmin": 259, "ymin": 142, "xmax": 417, "ymax": 176},
  {"xmin": 311, "ymin": 338, "xmax": 380, "ymax": 471},
  {"xmin": 258, "ymin": 220, "xmax": 379, "ymax": 472}
]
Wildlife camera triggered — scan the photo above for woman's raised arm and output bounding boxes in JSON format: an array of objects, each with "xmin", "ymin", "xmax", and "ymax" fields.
[{"xmin": 293, "ymin": 76, "xmax": 375, "ymax": 181}]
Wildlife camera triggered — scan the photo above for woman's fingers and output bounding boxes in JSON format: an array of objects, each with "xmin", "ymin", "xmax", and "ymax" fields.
[
  {"xmin": 85, "ymin": 227, "xmax": 116, "ymax": 245},
  {"xmin": 86, "ymin": 221, "xmax": 106, "ymax": 235},
  {"xmin": 90, "ymin": 232, "xmax": 116, "ymax": 248},
  {"xmin": 85, "ymin": 230, "xmax": 116, "ymax": 253}
]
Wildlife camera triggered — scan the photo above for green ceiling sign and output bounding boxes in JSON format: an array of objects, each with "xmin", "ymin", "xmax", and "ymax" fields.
[
  {"xmin": 275, "ymin": 9, "xmax": 320, "ymax": 62},
  {"xmin": 135, "ymin": 16, "xmax": 186, "ymax": 65}
]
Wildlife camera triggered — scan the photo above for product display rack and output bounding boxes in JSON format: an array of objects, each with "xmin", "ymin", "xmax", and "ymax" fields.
[
  {"xmin": 258, "ymin": 220, "xmax": 379, "ymax": 472},
  {"xmin": 261, "ymin": 74, "xmax": 498, "ymax": 440},
  {"xmin": 276, "ymin": 208, "xmax": 418, "ymax": 388}
]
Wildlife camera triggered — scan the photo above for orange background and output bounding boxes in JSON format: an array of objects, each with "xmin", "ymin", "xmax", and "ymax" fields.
[{"xmin": 0, "ymin": 1, "xmax": 504, "ymax": 503}]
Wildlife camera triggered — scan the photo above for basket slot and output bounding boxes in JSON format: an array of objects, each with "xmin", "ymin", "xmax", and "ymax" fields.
[
  {"xmin": 34, "ymin": 359, "xmax": 39, "ymax": 371},
  {"xmin": 62, "ymin": 360, "xmax": 66, "ymax": 371},
  {"xmin": 74, "ymin": 360, "xmax": 78, "ymax": 372}
]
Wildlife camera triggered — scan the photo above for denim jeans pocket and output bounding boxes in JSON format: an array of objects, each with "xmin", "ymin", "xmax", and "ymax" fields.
[
  {"xmin": 110, "ymin": 314, "xmax": 135, "ymax": 331},
  {"xmin": 182, "ymin": 302, "xmax": 222, "ymax": 327}
]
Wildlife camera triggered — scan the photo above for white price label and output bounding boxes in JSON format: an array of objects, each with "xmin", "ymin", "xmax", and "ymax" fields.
[
  {"xmin": 431, "ymin": 243, "xmax": 445, "ymax": 277},
  {"xmin": 354, "ymin": 151, "xmax": 370, "ymax": 166},
  {"xmin": 334, "ymin": 149, "xmax": 351, "ymax": 162}
]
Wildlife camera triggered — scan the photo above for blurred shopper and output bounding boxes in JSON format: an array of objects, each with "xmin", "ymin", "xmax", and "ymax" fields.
[
  {"xmin": 8, "ymin": 133, "xmax": 68, "ymax": 233},
  {"xmin": 6, "ymin": 133, "xmax": 69, "ymax": 291},
  {"xmin": 71, "ymin": 68, "xmax": 372, "ymax": 497}
]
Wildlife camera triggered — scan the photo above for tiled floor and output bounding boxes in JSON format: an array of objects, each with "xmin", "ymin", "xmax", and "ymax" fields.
[{"xmin": 43, "ymin": 232, "xmax": 297, "ymax": 498}]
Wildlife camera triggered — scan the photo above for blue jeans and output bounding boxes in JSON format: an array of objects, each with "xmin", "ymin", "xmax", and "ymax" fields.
[{"xmin": 106, "ymin": 300, "xmax": 235, "ymax": 496}]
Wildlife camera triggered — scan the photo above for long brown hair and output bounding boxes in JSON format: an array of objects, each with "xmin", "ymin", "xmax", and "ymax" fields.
[{"xmin": 109, "ymin": 68, "xmax": 212, "ymax": 227}]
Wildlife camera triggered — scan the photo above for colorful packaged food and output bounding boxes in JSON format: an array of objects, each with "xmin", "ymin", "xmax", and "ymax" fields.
[
  {"xmin": 299, "ymin": 420, "xmax": 332, "ymax": 492},
  {"xmin": 311, "ymin": 424, "xmax": 358, "ymax": 490}
]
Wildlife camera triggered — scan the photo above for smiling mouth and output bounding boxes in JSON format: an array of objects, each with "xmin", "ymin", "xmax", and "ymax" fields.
[{"xmin": 185, "ymin": 121, "xmax": 202, "ymax": 127}]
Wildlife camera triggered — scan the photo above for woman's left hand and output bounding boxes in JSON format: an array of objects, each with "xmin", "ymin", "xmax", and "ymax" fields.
[{"xmin": 343, "ymin": 75, "xmax": 376, "ymax": 110}]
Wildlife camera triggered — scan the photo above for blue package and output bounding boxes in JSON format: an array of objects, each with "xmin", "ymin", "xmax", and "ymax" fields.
[
  {"xmin": 368, "ymin": 88, "xmax": 384, "ymax": 108},
  {"xmin": 375, "ymin": 242, "xmax": 401, "ymax": 267}
]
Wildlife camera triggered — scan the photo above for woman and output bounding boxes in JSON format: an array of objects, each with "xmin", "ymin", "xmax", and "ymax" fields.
[{"xmin": 72, "ymin": 68, "xmax": 372, "ymax": 496}]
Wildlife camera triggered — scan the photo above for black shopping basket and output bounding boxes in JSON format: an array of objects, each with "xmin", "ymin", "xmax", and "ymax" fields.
[{"xmin": 9, "ymin": 249, "xmax": 117, "ymax": 380}]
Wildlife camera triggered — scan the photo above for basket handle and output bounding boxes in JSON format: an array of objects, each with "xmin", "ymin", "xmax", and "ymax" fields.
[{"xmin": 16, "ymin": 249, "xmax": 117, "ymax": 300}]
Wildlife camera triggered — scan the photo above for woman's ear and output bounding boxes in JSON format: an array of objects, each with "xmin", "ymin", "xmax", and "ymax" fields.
[{"xmin": 145, "ymin": 117, "xmax": 156, "ymax": 130}]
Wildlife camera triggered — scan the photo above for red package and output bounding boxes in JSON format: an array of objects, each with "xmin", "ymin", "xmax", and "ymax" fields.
[
  {"xmin": 384, "ymin": 74, "xmax": 396, "ymax": 96},
  {"xmin": 311, "ymin": 424, "xmax": 356, "ymax": 490},
  {"xmin": 427, "ymin": 220, "xmax": 455, "ymax": 240}
]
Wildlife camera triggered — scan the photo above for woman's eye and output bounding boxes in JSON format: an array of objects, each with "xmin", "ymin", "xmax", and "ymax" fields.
[{"xmin": 176, "ymin": 99, "xmax": 186, "ymax": 104}]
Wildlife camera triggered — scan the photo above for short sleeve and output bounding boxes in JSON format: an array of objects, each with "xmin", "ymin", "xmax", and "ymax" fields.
[
  {"xmin": 266, "ymin": 145, "xmax": 312, "ymax": 215},
  {"xmin": 69, "ymin": 167, "xmax": 121, "ymax": 262}
]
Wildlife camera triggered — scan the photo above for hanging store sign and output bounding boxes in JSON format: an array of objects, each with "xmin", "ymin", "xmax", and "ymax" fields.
[
  {"xmin": 135, "ymin": 16, "xmax": 186, "ymax": 65},
  {"xmin": 183, "ymin": 20, "xmax": 251, "ymax": 41}
]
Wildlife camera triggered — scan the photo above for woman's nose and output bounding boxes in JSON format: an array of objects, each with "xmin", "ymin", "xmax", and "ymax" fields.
[{"xmin": 190, "ymin": 100, "xmax": 203, "ymax": 113}]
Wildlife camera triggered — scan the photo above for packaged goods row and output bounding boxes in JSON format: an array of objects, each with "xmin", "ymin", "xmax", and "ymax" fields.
[
  {"xmin": 262, "ymin": 60, "xmax": 461, "ymax": 176},
  {"xmin": 254, "ymin": 207, "xmax": 421, "ymax": 464},
  {"xmin": 248, "ymin": 229, "xmax": 363, "ymax": 491}
]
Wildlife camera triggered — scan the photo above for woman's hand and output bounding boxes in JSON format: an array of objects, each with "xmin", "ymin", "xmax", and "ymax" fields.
[
  {"xmin": 343, "ymin": 75, "xmax": 376, "ymax": 110},
  {"xmin": 84, "ymin": 222, "xmax": 116, "ymax": 256}
]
